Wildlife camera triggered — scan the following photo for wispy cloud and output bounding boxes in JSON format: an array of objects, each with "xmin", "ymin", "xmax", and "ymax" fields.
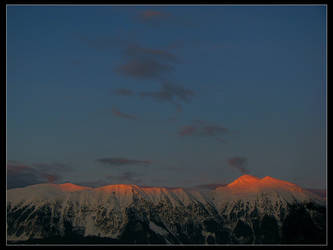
[
  {"xmin": 78, "ymin": 34, "xmax": 179, "ymax": 80},
  {"xmin": 112, "ymin": 107, "xmax": 137, "ymax": 120},
  {"xmin": 140, "ymin": 81, "xmax": 194, "ymax": 104},
  {"xmin": 115, "ymin": 58, "xmax": 174, "ymax": 79},
  {"xmin": 227, "ymin": 157, "xmax": 250, "ymax": 174},
  {"xmin": 115, "ymin": 43, "xmax": 178, "ymax": 80},
  {"xmin": 96, "ymin": 157, "xmax": 151, "ymax": 167},
  {"xmin": 41, "ymin": 173, "xmax": 61, "ymax": 183},
  {"xmin": 178, "ymin": 120, "xmax": 228, "ymax": 142},
  {"xmin": 7, "ymin": 163, "xmax": 42, "ymax": 189},
  {"xmin": 7, "ymin": 161, "xmax": 70, "ymax": 189},
  {"xmin": 80, "ymin": 35, "xmax": 194, "ymax": 114},
  {"xmin": 112, "ymin": 81, "xmax": 194, "ymax": 113},
  {"xmin": 80, "ymin": 35, "xmax": 194, "ymax": 116}
]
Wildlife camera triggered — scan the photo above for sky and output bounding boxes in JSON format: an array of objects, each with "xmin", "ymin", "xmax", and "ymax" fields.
[{"xmin": 7, "ymin": 5, "xmax": 327, "ymax": 190}]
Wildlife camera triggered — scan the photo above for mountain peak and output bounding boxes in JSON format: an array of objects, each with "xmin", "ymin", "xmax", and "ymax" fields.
[
  {"xmin": 238, "ymin": 174, "xmax": 260, "ymax": 181},
  {"xmin": 224, "ymin": 175, "xmax": 304, "ymax": 194},
  {"xmin": 227, "ymin": 174, "xmax": 260, "ymax": 187},
  {"xmin": 261, "ymin": 176, "xmax": 277, "ymax": 181}
]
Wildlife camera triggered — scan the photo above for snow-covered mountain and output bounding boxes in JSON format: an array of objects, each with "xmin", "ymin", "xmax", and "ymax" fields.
[{"xmin": 7, "ymin": 175, "xmax": 326, "ymax": 244}]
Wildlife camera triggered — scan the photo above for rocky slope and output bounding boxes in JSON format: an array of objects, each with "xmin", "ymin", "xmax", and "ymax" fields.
[{"xmin": 6, "ymin": 175, "xmax": 326, "ymax": 244}]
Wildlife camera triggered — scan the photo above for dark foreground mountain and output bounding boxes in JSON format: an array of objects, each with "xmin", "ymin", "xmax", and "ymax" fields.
[{"xmin": 7, "ymin": 175, "xmax": 326, "ymax": 244}]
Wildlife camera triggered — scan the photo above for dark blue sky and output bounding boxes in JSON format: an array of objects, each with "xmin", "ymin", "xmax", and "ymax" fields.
[{"xmin": 7, "ymin": 5, "xmax": 326, "ymax": 189}]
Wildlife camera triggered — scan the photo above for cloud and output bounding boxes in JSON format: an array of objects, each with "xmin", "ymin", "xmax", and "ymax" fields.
[
  {"xmin": 80, "ymin": 35, "xmax": 193, "ymax": 115},
  {"xmin": 113, "ymin": 88, "xmax": 135, "ymax": 96},
  {"xmin": 227, "ymin": 157, "xmax": 250, "ymax": 174},
  {"xmin": 140, "ymin": 81, "xmax": 194, "ymax": 104},
  {"xmin": 115, "ymin": 58, "xmax": 173, "ymax": 79},
  {"xmin": 112, "ymin": 107, "xmax": 137, "ymax": 120},
  {"xmin": 7, "ymin": 161, "xmax": 70, "ymax": 189},
  {"xmin": 40, "ymin": 173, "xmax": 61, "ymax": 183},
  {"xmin": 78, "ymin": 35, "xmax": 180, "ymax": 80},
  {"xmin": 112, "ymin": 82, "xmax": 193, "ymax": 113},
  {"xmin": 178, "ymin": 120, "xmax": 228, "ymax": 142},
  {"xmin": 110, "ymin": 40, "xmax": 194, "ymax": 114},
  {"xmin": 115, "ymin": 43, "xmax": 178, "ymax": 80},
  {"xmin": 7, "ymin": 164, "xmax": 43, "ymax": 189},
  {"xmin": 96, "ymin": 157, "xmax": 151, "ymax": 167}
]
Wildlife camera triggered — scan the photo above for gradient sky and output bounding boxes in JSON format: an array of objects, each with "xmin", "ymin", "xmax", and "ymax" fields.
[{"xmin": 7, "ymin": 5, "xmax": 327, "ymax": 189}]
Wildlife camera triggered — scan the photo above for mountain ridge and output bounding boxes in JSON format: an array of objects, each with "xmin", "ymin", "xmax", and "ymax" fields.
[
  {"xmin": 6, "ymin": 175, "xmax": 326, "ymax": 244},
  {"xmin": 6, "ymin": 174, "xmax": 317, "ymax": 193}
]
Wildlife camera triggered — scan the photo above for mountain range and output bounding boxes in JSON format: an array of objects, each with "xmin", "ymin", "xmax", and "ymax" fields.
[{"xmin": 7, "ymin": 175, "xmax": 326, "ymax": 244}]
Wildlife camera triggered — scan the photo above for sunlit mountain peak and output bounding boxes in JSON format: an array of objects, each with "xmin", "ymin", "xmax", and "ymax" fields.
[{"xmin": 227, "ymin": 174, "xmax": 261, "ymax": 187}]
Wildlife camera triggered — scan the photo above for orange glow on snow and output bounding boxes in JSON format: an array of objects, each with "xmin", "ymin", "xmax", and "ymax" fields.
[
  {"xmin": 141, "ymin": 187, "xmax": 166, "ymax": 193},
  {"xmin": 58, "ymin": 183, "xmax": 92, "ymax": 192},
  {"xmin": 226, "ymin": 174, "xmax": 303, "ymax": 193},
  {"xmin": 54, "ymin": 175, "xmax": 303, "ymax": 194},
  {"xmin": 95, "ymin": 184, "xmax": 138, "ymax": 194}
]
